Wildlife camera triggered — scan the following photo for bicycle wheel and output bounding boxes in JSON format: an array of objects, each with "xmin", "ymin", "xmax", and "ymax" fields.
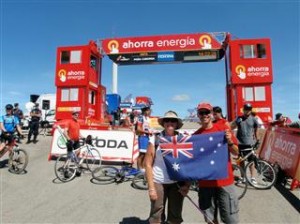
[
  {"xmin": 92, "ymin": 166, "xmax": 118, "ymax": 184},
  {"xmin": 232, "ymin": 164, "xmax": 248, "ymax": 200},
  {"xmin": 132, "ymin": 173, "xmax": 148, "ymax": 190},
  {"xmin": 245, "ymin": 160, "xmax": 277, "ymax": 189},
  {"xmin": 54, "ymin": 154, "xmax": 77, "ymax": 182},
  {"xmin": 8, "ymin": 149, "xmax": 28, "ymax": 174},
  {"xmin": 85, "ymin": 148, "xmax": 102, "ymax": 172},
  {"xmin": 39, "ymin": 121, "xmax": 50, "ymax": 136}
]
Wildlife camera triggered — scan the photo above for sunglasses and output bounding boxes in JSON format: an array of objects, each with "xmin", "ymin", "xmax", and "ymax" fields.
[
  {"xmin": 198, "ymin": 110, "xmax": 211, "ymax": 116},
  {"xmin": 164, "ymin": 118, "xmax": 178, "ymax": 123}
]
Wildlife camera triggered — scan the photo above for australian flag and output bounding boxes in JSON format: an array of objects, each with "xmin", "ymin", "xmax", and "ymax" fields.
[{"xmin": 159, "ymin": 131, "xmax": 228, "ymax": 181}]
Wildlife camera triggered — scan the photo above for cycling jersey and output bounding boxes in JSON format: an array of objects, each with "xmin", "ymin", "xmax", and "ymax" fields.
[{"xmin": 0, "ymin": 115, "xmax": 19, "ymax": 133}]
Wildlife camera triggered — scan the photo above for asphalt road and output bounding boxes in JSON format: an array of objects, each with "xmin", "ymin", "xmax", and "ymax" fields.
[{"xmin": 0, "ymin": 136, "xmax": 299, "ymax": 224}]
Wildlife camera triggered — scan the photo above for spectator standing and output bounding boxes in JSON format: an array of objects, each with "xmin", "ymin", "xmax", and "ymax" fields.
[
  {"xmin": 286, "ymin": 113, "xmax": 300, "ymax": 128},
  {"xmin": 27, "ymin": 103, "xmax": 42, "ymax": 144},
  {"xmin": 193, "ymin": 102, "xmax": 239, "ymax": 224},
  {"xmin": 271, "ymin": 113, "xmax": 292, "ymax": 127},
  {"xmin": 212, "ymin": 106, "xmax": 230, "ymax": 128},
  {"xmin": 13, "ymin": 103, "xmax": 24, "ymax": 123},
  {"xmin": 13, "ymin": 103, "xmax": 24, "ymax": 142},
  {"xmin": 231, "ymin": 103, "xmax": 259, "ymax": 184},
  {"xmin": 145, "ymin": 110, "xmax": 189, "ymax": 224}
]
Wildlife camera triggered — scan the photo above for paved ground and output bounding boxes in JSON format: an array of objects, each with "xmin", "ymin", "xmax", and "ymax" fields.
[{"xmin": 0, "ymin": 136, "xmax": 299, "ymax": 224}]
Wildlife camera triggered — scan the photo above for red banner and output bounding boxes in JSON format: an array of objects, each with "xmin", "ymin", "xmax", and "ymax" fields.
[
  {"xmin": 102, "ymin": 33, "xmax": 225, "ymax": 54},
  {"xmin": 260, "ymin": 128, "xmax": 300, "ymax": 179}
]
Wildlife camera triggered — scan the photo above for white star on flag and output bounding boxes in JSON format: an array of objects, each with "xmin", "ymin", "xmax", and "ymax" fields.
[{"xmin": 172, "ymin": 162, "xmax": 180, "ymax": 171}]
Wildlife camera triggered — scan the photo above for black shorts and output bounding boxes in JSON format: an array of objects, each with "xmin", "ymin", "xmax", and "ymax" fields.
[
  {"xmin": 1, "ymin": 132, "xmax": 14, "ymax": 144},
  {"xmin": 238, "ymin": 144, "xmax": 255, "ymax": 162},
  {"xmin": 66, "ymin": 140, "xmax": 80, "ymax": 152}
]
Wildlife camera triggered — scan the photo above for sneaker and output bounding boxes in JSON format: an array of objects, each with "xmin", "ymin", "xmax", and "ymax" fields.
[
  {"xmin": 26, "ymin": 140, "xmax": 31, "ymax": 144},
  {"xmin": 33, "ymin": 140, "xmax": 38, "ymax": 144},
  {"xmin": 251, "ymin": 177, "xmax": 258, "ymax": 185},
  {"xmin": 236, "ymin": 177, "xmax": 246, "ymax": 184}
]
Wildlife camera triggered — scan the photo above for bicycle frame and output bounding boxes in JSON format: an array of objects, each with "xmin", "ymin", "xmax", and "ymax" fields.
[{"xmin": 0, "ymin": 136, "xmax": 18, "ymax": 158}]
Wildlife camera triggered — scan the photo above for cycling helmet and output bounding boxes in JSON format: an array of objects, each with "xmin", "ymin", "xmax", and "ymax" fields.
[
  {"xmin": 243, "ymin": 103, "xmax": 252, "ymax": 110},
  {"xmin": 5, "ymin": 104, "xmax": 13, "ymax": 110}
]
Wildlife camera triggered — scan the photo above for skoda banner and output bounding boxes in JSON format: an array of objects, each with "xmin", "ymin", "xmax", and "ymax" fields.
[{"xmin": 50, "ymin": 129, "xmax": 139, "ymax": 163}]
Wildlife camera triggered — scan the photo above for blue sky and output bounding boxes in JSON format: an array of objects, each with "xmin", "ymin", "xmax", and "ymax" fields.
[{"xmin": 1, "ymin": 0, "xmax": 299, "ymax": 121}]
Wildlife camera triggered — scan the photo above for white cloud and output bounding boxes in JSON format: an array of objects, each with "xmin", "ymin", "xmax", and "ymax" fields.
[
  {"xmin": 172, "ymin": 94, "xmax": 190, "ymax": 102},
  {"xmin": 8, "ymin": 91, "xmax": 22, "ymax": 96}
]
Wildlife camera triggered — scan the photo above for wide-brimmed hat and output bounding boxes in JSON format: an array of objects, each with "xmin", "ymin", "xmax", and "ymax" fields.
[{"xmin": 158, "ymin": 110, "xmax": 183, "ymax": 129}]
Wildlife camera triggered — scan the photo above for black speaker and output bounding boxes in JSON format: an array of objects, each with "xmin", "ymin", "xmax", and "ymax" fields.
[
  {"xmin": 30, "ymin": 94, "xmax": 40, "ymax": 103},
  {"xmin": 42, "ymin": 100, "xmax": 50, "ymax": 110}
]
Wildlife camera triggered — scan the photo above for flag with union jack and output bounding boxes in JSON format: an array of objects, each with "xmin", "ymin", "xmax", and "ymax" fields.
[{"xmin": 158, "ymin": 131, "xmax": 228, "ymax": 181}]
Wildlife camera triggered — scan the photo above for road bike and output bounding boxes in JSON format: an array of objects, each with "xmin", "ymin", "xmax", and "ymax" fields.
[
  {"xmin": 92, "ymin": 164, "xmax": 148, "ymax": 190},
  {"xmin": 234, "ymin": 142, "xmax": 277, "ymax": 189},
  {"xmin": 0, "ymin": 133, "xmax": 28, "ymax": 174},
  {"xmin": 188, "ymin": 166, "xmax": 247, "ymax": 200},
  {"xmin": 54, "ymin": 129, "xmax": 102, "ymax": 182},
  {"xmin": 39, "ymin": 120, "xmax": 52, "ymax": 136}
]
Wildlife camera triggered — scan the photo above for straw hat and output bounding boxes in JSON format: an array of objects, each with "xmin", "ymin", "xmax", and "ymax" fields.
[{"xmin": 158, "ymin": 110, "xmax": 183, "ymax": 129}]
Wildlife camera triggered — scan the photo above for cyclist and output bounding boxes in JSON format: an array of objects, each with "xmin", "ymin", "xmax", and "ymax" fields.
[
  {"xmin": 231, "ymin": 103, "xmax": 259, "ymax": 184},
  {"xmin": 0, "ymin": 104, "xmax": 23, "ymax": 155},
  {"xmin": 136, "ymin": 106, "xmax": 153, "ymax": 172},
  {"xmin": 27, "ymin": 103, "xmax": 42, "ymax": 144},
  {"xmin": 63, "ymin": 111, "xmax": 83, "ymax": 176}
]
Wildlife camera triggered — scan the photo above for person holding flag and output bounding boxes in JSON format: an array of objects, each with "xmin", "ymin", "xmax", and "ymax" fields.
[
  {"xmin": 193, "ymin": 102, "xmax": 239, "ymax": 224},
  {"xmin": 144, "ymin": 110, "xmax": 189, "ymax": 224}
]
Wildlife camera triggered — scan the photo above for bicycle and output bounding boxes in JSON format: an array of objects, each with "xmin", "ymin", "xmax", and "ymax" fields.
[
  {"xmin": 92, "ymin": 164, "xmax": 148, "ymax": 190},
  {"xmin": 54, "ymin": 129, "xmax": 102, "ymax": 182},
  {"xmin": 39, "ymin": 120, "xmax": 51, "ymax": 136},
  {"xmin": 234, "ymin": 142, "xmax": 277, "ymax": 189},
  {"xmin": 0, "ymin": 133, "xmax": 28, "ymax": 174}
]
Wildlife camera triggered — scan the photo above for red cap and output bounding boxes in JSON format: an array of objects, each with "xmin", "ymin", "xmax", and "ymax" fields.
[
  {"xmin": 122, "ymin": 109, "xmax": 127, "ymax": 113},
  {"xmin": 197, "ymin": 102, "xmax": 213, "ymax": 111}
]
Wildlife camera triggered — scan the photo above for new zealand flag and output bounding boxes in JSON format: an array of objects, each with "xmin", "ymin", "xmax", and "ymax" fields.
[{"xmin": 159, "ymin": 131, "xmax": 228, "ymax": 181}]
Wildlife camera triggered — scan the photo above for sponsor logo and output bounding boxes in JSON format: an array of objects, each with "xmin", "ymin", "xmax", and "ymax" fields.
[
  {"xmin": 57, "ymin": 107, "xmax": 81, "ymax": 112},
  {"xmin": 157, "ymin": 52, "xmax": 174, "ymax": 62},
  {"xmin": 56, "ymin": 137, "xmax": 129, "ymax": 150},
  {"xmin": 235, "ymin": 65, "xmax": 270, "ymax": 80},
  {"xmin": 57, "ymin": 136, "xmax": 67, "ymax": 149},
  {"xmin": 274, "ymin": 135, "xmax": 296, "ymax": 156},
  {"xmin": 235, "ymin": 65, "xmax": 246, "ymax": 79},
  {"xmin": 58, "ymin": 69, "xmax": 85, "ymax": 82},
  {"xmin": 58, "ymin": 69, "xmax": 67, "ymax": 82},
  {"xmin": 247, "ymin": 66, "xmax": 270, "ymax": 77},
  {"xmin": 199, "ymin": 35, "xmax": 212, "ymax": 49},
  {"xmin": 108, "ymin": 40, "xmax": 119, "ymax": 53},
  {"xmin": 121, "ymin": 37, "xmax": 197, "ymax": 50}
]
